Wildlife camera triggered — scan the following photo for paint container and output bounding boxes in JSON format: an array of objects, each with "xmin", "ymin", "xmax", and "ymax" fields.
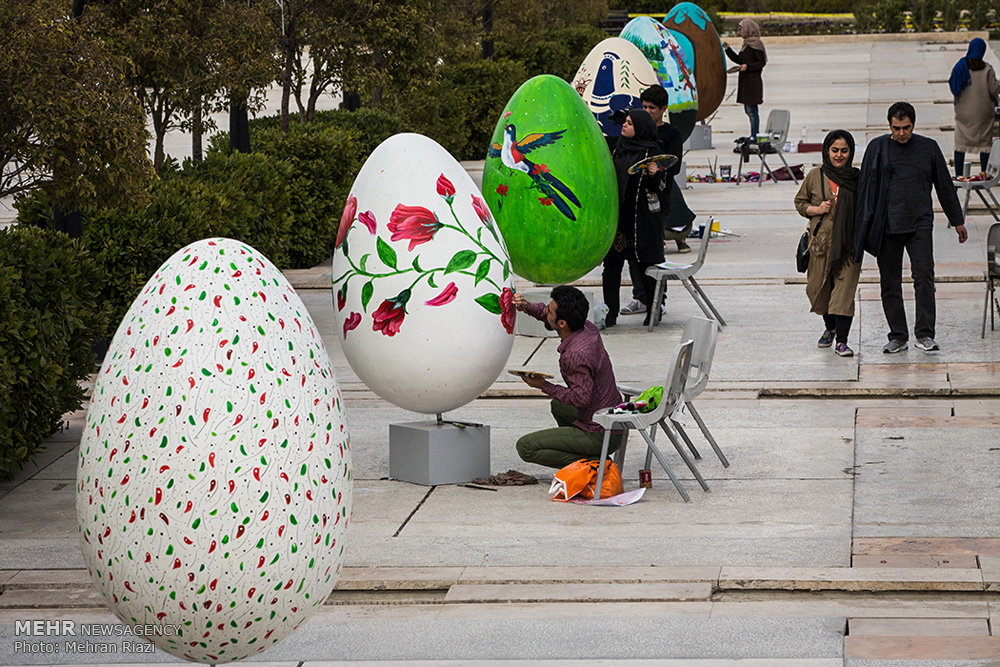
[
  {"xmin": 639, "ymin": 469, "xmax": 652, "ymax": 488},
  {"xmin": 697, "ymin": 224, "xmax": 705, "ymax": 238}
]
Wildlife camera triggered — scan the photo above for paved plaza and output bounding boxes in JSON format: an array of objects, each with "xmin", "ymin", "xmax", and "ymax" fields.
[{"xmin": 2, "ymin": 33, "xmax": 1000, "ymax": 664}]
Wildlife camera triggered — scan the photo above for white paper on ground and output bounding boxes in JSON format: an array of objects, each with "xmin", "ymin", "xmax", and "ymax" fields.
[{"xmin": 570, "ymin": 488, "xmax": 645, "ymax": 506}]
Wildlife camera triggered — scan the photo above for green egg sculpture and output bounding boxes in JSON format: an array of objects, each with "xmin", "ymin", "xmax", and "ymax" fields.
[{"xmin": 483, "ymin": 75, "xmax": 617, "ymax": 285}]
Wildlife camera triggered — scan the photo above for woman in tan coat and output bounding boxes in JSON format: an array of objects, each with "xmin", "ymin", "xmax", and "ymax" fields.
[
  {"xmin": 794, "ymin": 130, "xmax": 862, "ymax": 357},
  {"xmin": 950, "ymin": 37, "xmax": 999, "ymax": 176}
]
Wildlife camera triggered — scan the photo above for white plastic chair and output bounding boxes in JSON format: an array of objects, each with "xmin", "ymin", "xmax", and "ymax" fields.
[
  {"xmin": 593, "ymin": 340, "xmax": 709, "ymax": 502},
  {"xmin": 983, "ymin": 222, "xmax": 1000, "ymax": 337},
  {"xmin": 621, "ymin": 316, "xmax": 730, "ymax": 468},
  {"xmin": 956, "ymin": 139, "xmax": 1000, "ymax": 222},
  {"xmin": 645, "ymin": 230, "xmax": 726, "ymax": 330}
]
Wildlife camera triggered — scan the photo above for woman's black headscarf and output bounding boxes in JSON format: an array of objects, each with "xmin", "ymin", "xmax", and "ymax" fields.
[
  {"xmin": 612, "ymin": 109, "xmax": 660, "ymax": 203},
  {"xmin": 820, "ymin": 129, "xmax": 859, "ymax": 271}
]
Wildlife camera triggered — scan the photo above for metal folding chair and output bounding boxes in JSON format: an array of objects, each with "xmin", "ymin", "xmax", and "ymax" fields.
[
  {"xmin": 645, "ymin": 229, "xmax": 726, "ymax": 330},
  {"xmin": 956, "ymin": 139, "xmax": 1000, "ymax": 222},
  {"xmin": 735, "ymin": 109, "xmax": 799, "ymax": 187},
  {"xmin": 620, "ymin": 316, "xmax": 730, "ymax": 469},
  {"xmin": 983, "ymin": 222, "xmax": 1000, "ymax": 337},
  {"xmin": 593, "ymin": 340, "xmax": 709, "ymax": 502}
]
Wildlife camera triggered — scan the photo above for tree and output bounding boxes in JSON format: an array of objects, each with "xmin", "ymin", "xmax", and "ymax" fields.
[
  {"xmin": 0, "ymin": 0, "xmax": 151, "ymax": 209},
  {"xmin": 92, "ymin": 0, "xmax": 276, "ymax": 168}
]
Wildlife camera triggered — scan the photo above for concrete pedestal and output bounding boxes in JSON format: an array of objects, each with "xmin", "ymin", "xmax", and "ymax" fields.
[
  {"xmin": 683, "ymin": 123, "xmax": 713, "ymax": 150},
  {"xmin": 389, "ymin": 421, "xmax": 490, "ymax": 486}
]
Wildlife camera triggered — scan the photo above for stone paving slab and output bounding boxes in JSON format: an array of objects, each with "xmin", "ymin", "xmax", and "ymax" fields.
[
  {"xmin": 718, "ymin": 567, "xmax": 984, "ymax": 592},
  {"xmin": 845, "ymin": 635, "xmax": 1000, "ymax": 660},
  {"xmin": 978, "ymin": 556, "xmax": 1000, "ymax": 592},
  {"xmin": 709, "ymin": 597, "xmax": 989, "ymax": 620},
  {"xmin": 848, "ymin": 618, "xmax": 989, "ymax": 636},
  {"xmin": 852, "ymin": 554, "xmax": 978, "ymax": 569},
  {"xmin": 854, "ymin": 537, "xmax": 1000, "ymax": 556},
  {"xmin": 443, "ymin": 582, "xmax": 712, "ymax": 603}
]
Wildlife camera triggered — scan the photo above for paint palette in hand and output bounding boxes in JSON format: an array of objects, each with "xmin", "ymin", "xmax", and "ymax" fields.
[{"xmin": 627, "ymin": 154, "xmax": 679, "ymax": 175}]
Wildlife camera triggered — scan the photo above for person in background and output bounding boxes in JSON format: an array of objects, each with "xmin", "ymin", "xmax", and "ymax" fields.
[
  {"xmin": 794, "ymin": 130, "xmax": 862, "ymax": 357},
  {"xmin": 513, "ymin": 287, "xmax": 623, "ymax": 469},
  {"xmin": 602, "ymin": 109, "xmax": 667, "ymax": 328},
  {"xmin": 854, "ymin": 102, "xmax": 968, "ymax": 354},
  {"xmin": 950, "ymin": 37, "xmax": 999, "ymax": 177},
  {"xmin": 619, "ymin": 84, "xmax": 690, "ymax": 316},
  {"xmin": 723, "ymin": 18, "xmax": 767, "ymax": 140}
]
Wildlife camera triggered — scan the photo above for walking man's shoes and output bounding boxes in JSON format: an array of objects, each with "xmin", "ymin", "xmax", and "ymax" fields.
[
  {"xmin": 834, "ymin": 342, "xmax": 854, "ymax": 357},
  {"xmin": 882, "ymin": 339, "xmax": 908, "ymax": 353},
  {"xmin": 817, "ymin": 330, "xmax": 835, "ymax": 348},
  {"xmin": 914, "ymin": 337, "xmax": 940, "ymax": 352}
]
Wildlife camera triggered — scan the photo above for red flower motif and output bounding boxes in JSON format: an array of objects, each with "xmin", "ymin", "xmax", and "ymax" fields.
[
  {"xmin": 371, "ymin": 290, "xmax": 411, "ymax": 337},
  {"xmin": 500, "ymin": 287, "xmax": 515, "ymax": 334},
  {"xmin": 335, "ymin": 195, "xmax": 357, "ymax": 248},
  {"xmin": 496, "ymin": 184, "xmax": 509, "ymax": 197},
  {"xmin": 336, "ymin": 288, "xmax": 346, "ymax": 311},
  {"xmin": 425, "ymin": 282, "xmax": 458, "ymax": 307},
  {"xmin": 342, "ymin": 312, "xmax": 361, "ymax": 338},
  {"xmin": 358, "ymin": 210, "xmax": 377, "ymax": 235},
  {"xmin": 531, "ymin": 163, "xmax": 550, "ymax": 175},
  {"xmin": 388, "ymin": 205, "xmax": 442, "ymax": 251},
  {"xmin": 436, "ymin": 174, "xmax": 456, "ymax": 200},
  {"xmin": 539, "ymin": 197, "xmax": 554, "ymax": 206},
  {"xmin": 471, "ymin": 194, "xmax": 493, "ymax": 225}
]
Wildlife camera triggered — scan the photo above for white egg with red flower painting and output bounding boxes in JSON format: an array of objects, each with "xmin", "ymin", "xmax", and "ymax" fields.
[
  {"xmin": 76, "ymin": 238, "xmax": 352, "ymax": 663},
  {"xmin": 332, "ymin": 133, "xmax": 515, "ymax": 414}
]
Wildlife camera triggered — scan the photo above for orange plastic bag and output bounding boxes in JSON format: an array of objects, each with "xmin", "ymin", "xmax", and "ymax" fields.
[{"xmin": 549, "ymin": 459, "xmax": 623, "ymax": 502}]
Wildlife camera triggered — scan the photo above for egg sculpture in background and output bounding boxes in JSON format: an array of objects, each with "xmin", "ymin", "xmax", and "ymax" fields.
[
  {"xmin": 621, "ymin": 15, "xmax": 699, "ymax": 140},
  {"xmin": 332, "ymin": 133, "xmax": 515, "ymax": 415},
  {"xmin": 482, "ymin": 74, "xmax": 617, "ymax": 285},
  {"xmin": 664, "ymin": 2, "xmax": 727, "ymax": 121},
  {"xmin": 77, "ymin": 238, "xmax": 352, "ymax": 663},
  {"xmin": 572, "ymin": 37, "xmax": 661, "ymax": 137}
]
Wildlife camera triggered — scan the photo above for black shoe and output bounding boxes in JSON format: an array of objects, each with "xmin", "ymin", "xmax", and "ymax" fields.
[{"xmin": 605, "ymin": 316, "xmax": 617, "ymax": 328}]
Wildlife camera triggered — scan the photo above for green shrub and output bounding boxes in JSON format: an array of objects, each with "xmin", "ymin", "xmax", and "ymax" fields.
[
  {"xmin": 0, "ymin": 226, "xmax": 108, "ymax": 479},
  {"xmin": 911, "ymin": 0, "xmax": 937, "ymax": 31},
  {"xmin": 404, "ymin": 58, "xmax": 529, "ymax": 161},
  {"xmin": 938, "ymin": 0, "xmax": 960, "ymax": 30},
  {"xmin": 874, "ymin": 0, "xmax": 907, "ymax": 31},
  {"xmin": 853, "ymin": 3, "xmax": 876, "ymax": 31}
]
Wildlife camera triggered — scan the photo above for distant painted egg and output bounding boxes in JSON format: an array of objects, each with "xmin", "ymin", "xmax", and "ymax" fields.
[
  {"xmin": 664, "ymin": 2, "xmax": 726, "ymax": 121},
  {"xmin": 621, "ymin": 16, "xmax": 699, "ymax": 139},
  {"xmin": 77, "ymin": 238, "xmax": 352, "ymax": 664},
  {"xmin": 572, "ymin": 37, "xmax": 661, "ymax": 137},
  {"xmin": 332, "ymin": 133, "xmax": 515, "ymax": 414},
  {"xmin": 482, "ymin": 74, "xmax": 617, "ymax": 284}
]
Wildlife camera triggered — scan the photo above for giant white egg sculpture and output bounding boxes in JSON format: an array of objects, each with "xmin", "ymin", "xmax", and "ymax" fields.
[
  {"xmin": 332, "ymin": 133, "xmax": 515, "ymax": 414},
  {"xmin": 77, "ymin": 238, "xmax": 352, "ymax": 663}
]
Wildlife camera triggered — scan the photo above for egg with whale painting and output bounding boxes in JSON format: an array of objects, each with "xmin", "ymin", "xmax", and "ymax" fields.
[
  {"xmin": 332, "ymin": 132, "xmax": 515, "ymax": 415},
  {"xmin": 76, "ymin": 238, "xmax": 352, "ymax": 663}
]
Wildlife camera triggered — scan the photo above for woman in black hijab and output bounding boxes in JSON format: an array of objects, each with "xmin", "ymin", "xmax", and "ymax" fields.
[
  {"xmin": 793, "ymin": 129, "xmax": 861, "ymax": 356},
  {"xmin": 602, "ymin": 109, "xmax": 668, "ymax": 328}
]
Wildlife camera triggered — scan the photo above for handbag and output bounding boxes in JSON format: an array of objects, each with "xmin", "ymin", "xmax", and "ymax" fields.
[
  {"xmin": 796, "ymin": 174, "xmax": 825, "ymax": 273},
  {"xmin": 549, "ymin": 459, "xmax": 623, "ymax": 502}
]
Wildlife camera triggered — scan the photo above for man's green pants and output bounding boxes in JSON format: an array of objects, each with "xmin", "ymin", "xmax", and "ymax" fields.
[{"xmin": 516, "ymin": 399, "xmax": 623, "ymax": 469}]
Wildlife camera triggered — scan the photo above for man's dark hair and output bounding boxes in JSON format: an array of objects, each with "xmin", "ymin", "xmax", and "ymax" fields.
[
  {"xmin": 640, "ymin": 84, "xmax": 669, "ymax": 108},
  {"xmin": 549, "ymin": 285, "xmax": 589, "ymax": 332},
  {"xmin": 887, "ymin": 101, "xmax": 915, "ymax": 124}
]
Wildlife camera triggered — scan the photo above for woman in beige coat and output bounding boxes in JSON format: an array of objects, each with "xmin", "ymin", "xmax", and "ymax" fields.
[
  {"xmin": 950, "ymin": 38, "xmax": 999, "ymax": 176},
  {"xmin": 794, "ymin": 130, "xmax": 862, "ymax": 357}
]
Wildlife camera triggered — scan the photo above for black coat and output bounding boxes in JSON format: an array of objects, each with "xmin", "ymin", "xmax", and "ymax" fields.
[
  {"xmin": 725, "ymin": 46, "xmax": 765, "ymax": 105},
  {"xmin": 853, "ymin": 135, "xmax": 891, "ymax": 262},
  {"xmin": 620, "ymin": 157, "xmax": 668, "ymax": 264}
]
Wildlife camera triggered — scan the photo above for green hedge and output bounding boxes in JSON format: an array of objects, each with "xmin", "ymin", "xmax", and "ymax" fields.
[{"xmin": 0, "ymin": 227, "xmax": 108, "ymax": 479}]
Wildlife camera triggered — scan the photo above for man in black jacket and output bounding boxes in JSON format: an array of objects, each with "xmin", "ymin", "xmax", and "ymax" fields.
[{"xmin": 855, "ymin": 102, "xmax": 968, "ymax": 353}]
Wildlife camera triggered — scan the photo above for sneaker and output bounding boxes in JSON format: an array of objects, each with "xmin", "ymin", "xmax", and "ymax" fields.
[
  {"xmin": 676, "ymin": 240, "xmax": 692, "ymax": 253},
  {"xmin": 619, "ymin": 299, "xmax": 645, "ymax": 315},
  {"xmin": 834, "ymin": 342, "xmax": 854, "ymax": 357},
  {"xmin": 817, "ymin": 330, "xmax": 834, "ymax": 348},
  {"xmin": 882, "ymin": 339, "xmax": 908, "ymax": 354},
  {"xmin": 914, "ymin": 337, "xmax": 940, "ymax": 352}
]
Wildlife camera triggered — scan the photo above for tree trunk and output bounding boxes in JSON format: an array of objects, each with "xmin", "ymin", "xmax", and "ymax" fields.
[
  {"xmin": 152, "ymin": 107, "xmax": 166, "ymax": 171},
  {"xmin": 191, "ymin": 105, "xmax": 203, "ymax": 162},
  {"xmin": 482, "ymin": 0, "xmax": 494, "ymax": 59},
  {"xmin": 279, "ymin": 3, "xmax": 298, "ymax": 134},
  {"xmin": 229, "ymin": 94, "xmax": 250, "ymax": 154}
]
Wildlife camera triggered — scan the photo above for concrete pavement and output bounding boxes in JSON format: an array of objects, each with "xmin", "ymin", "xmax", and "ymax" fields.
[{"xmin": 3, "ymin": 33, "xmax": 1000, "ymax": 664}]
